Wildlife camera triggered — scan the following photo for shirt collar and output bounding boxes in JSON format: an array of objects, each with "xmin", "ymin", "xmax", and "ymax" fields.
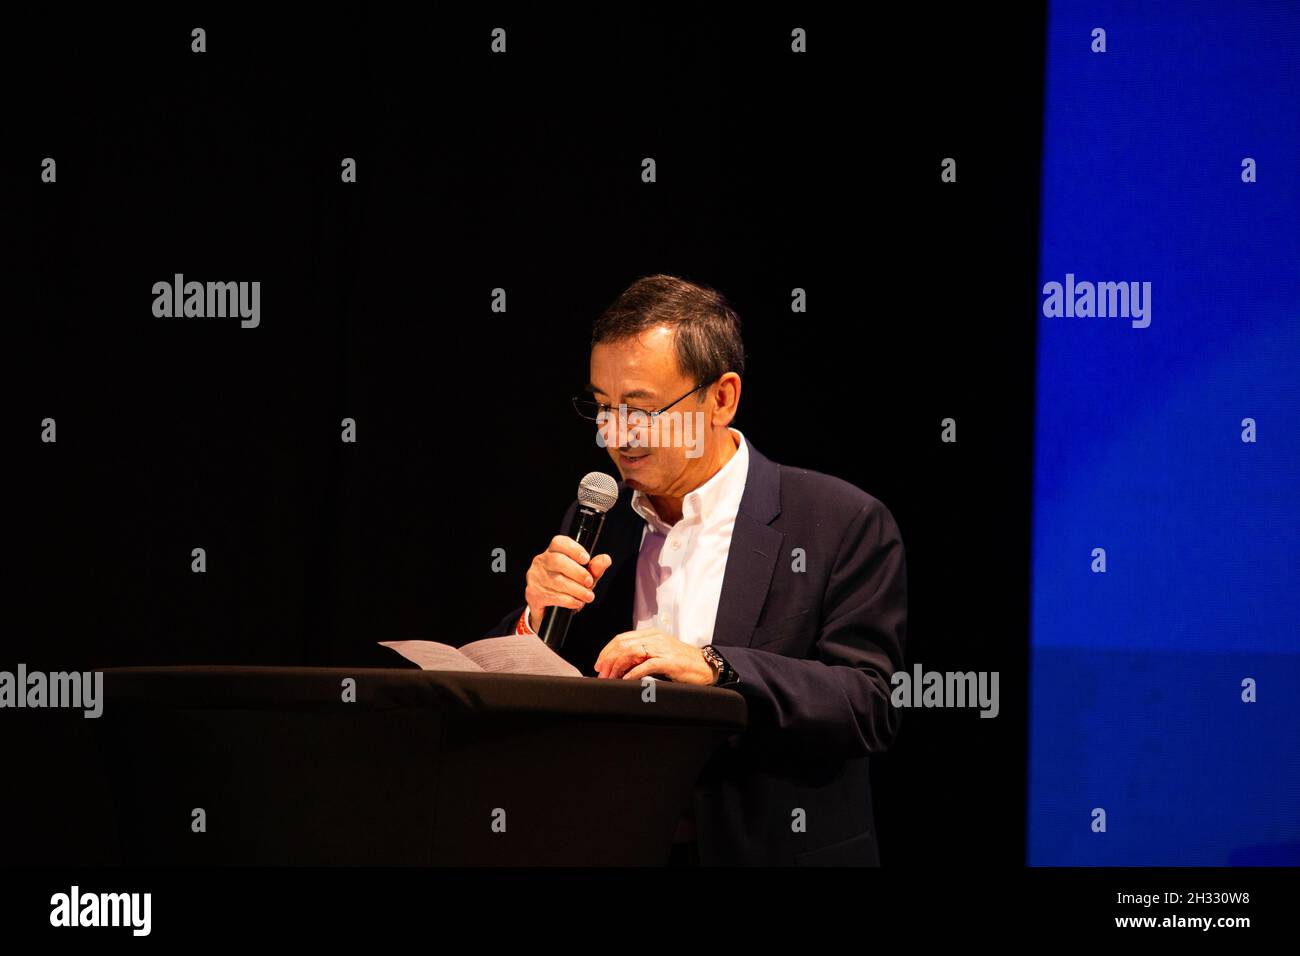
[{"xmin": 630, "ymin": 428, "xmax": 749, "ymax": 533}]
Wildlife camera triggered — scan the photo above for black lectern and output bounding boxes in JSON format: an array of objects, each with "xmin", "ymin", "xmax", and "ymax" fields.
[{"xmin": 91, "ymin": 666, "xmax": 747, "ymax": 865}]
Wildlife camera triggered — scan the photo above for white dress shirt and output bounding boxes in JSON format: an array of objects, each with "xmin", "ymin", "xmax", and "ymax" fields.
[{"xmin": 630, "ymin": 427, "xmax": 749, "ymax": 648}]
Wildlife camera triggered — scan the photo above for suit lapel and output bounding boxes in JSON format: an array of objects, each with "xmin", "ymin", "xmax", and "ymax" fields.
[{"xmin": 710, "ymin": 440, "xmax": 783, "ymax": 650}]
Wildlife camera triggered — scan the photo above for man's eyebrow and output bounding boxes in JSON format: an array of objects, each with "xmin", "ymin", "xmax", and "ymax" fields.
[{"xmin": 586, "ymin": 383, "xmax": 657, "ymax": 402}]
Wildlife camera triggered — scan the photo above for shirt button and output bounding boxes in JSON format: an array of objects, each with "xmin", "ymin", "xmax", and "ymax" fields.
[{"xmin": 671, "ymin": 540, "xmax": 681, "ymax": 550}]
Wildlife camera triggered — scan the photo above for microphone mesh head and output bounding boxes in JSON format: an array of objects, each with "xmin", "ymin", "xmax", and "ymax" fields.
[{"xmin": 577, "ymin": 472, "xmax": 620, "ymax": 513}]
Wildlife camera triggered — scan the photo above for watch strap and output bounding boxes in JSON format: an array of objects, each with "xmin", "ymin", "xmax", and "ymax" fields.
[{"xmin": 703, "ymin": 644, "xmax": 738, "ymax": 685}]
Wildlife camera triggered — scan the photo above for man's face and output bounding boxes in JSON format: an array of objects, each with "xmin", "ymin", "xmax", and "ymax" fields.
[{"xmin": 587, "ymin": 326, "xmax": 716, "ymax": 498}]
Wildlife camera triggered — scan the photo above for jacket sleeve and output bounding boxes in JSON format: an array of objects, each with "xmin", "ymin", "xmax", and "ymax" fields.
[
  {"xmin": 717, "ymin": 498, "xmax": 907, "ymax": 762},
  {"xmin": 484, "ymin": 603, "xmax": 527, "ymax": 639}
]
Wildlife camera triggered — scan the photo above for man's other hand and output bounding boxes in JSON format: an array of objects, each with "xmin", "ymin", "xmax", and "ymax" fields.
[{"xmin": 595, "ymin": 628, "xmax": 716, "ymax": 684}]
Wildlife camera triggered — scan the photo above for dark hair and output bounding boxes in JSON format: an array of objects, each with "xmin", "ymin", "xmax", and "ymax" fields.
[{"xmin": 592, "ymin": 274, "xmax": 745, "ymax": 386}]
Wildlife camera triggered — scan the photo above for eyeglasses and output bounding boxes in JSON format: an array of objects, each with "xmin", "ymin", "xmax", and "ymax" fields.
[{"xmin": 572, "ymin": 381, "xmax": 711, "ymax": 424}]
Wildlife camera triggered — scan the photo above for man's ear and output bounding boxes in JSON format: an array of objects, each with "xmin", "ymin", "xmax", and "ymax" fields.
[{"xmin": 713, "ymin": 372, "xmax": 741, "ymax": 425}]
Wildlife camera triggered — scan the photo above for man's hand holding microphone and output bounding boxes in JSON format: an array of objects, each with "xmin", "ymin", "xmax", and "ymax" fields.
[{"xmin": 524, "ymin": 535, "xmax": 612, "ymax": 633}]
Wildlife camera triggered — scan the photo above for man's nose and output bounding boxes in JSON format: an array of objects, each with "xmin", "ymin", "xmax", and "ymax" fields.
[
  {"xmin": 602, "ymin": 411, "xmax": 648, "ymax": 449},
  {"xmin": 599, "ymin": 415, "xmax": 626, "ymax": 449}
]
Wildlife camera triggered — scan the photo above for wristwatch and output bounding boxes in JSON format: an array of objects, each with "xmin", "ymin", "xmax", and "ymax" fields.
[{"xmin": 701, "ymin": 644, "xmax": 738, "ymax": 686}]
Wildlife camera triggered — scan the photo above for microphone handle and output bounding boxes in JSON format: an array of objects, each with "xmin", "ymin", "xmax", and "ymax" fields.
[{"xmin": 538, "ymin": 505, "xmax": 608, "ymax": 650}]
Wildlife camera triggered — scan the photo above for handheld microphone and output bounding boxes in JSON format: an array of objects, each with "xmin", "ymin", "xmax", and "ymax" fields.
[{"xmin": 538, "ymin": 471, "xmax": 620, "ymax": 650}]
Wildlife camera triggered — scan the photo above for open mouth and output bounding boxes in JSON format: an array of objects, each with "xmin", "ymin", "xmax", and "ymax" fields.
[{"xmin": 619, "ymin": 452, "xmax": 650, "ymax": 467}]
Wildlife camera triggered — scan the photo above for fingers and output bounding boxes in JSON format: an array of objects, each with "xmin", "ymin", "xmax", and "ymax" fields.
[
  {"xmin": 525, "ymin": 571, "xmax": 591, "ymax": 615},
  {"xmin": 542, "ymin": 550, "xmax": 594, "ymax": 588},
  {"xmin": 539, "ymin": 537, "xmax": 594, "ymax": 594},
  {"xmin": 544, "ymin": 557, "xmax": 596, "ymax": 598},
  {"xmin": 621, "ymin": 659, "xmax": 666, "ymax": 682},
  {"xmin": 598, "ymin": 647, "xmax": 643, "ymax": 679},
  {"xmin": 548, "ymin": 534, "xmax": 590, "ymax": 565},
  {"xmin": 595, "ymin": 631, "xmax": 656, "ymax": 678},
  {"xmin": 524, "ymin": 542, "xmax": 613, "ymax": 624}
]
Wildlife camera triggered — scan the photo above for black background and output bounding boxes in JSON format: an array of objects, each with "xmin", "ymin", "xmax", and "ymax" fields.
[{"xmin": 7, "ymin": 9, "xmax": 1045, "ymax": 868}]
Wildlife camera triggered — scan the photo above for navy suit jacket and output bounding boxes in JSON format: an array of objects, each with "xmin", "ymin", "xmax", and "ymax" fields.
[{"xmin": 485, "ymin": 437, "xmax": 907, "ymax": 865}]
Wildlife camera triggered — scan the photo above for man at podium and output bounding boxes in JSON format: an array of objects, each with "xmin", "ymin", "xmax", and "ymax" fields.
[{"xmin": 486, "ymin": 274, "xmax": 907, "ymax": 866}]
